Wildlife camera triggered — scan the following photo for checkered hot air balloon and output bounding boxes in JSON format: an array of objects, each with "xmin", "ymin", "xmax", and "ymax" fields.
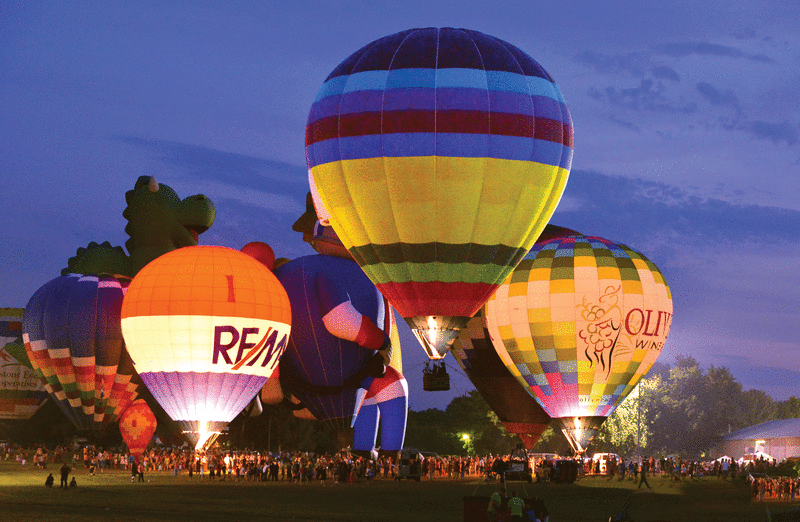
[
  {"xmin": 22, "ymin": 275, "xmax": 142, "ymax": 432},
  {"xmin": 120, "ymin": 246, "xmax": 291, "ymax": 450},
  {"xmin": 305, "ymin": 27, "xmax": 573, "ymax": 360},
  {"xmin": 486, "ymin": 234, "xmax": 672, "ymax": 452},
  {"xmin": 119, "ymin": 399, "xmax": 157, "ymax": 459}
]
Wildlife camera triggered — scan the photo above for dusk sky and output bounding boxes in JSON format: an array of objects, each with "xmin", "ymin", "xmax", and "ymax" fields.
[{"xmin": 2, "ymin": 1, "xmax": 799, "ymax": 411}]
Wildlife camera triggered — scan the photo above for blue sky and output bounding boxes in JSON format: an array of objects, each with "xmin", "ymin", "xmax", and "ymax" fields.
[{"xmin": 2, "ymin": 1, "xmax": 799, "ymax": 410}]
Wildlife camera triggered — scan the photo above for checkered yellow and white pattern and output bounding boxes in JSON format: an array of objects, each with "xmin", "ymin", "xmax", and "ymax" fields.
[{"xmin": 486, "ymin": 235, "xmax": 672, "ymax": 420}]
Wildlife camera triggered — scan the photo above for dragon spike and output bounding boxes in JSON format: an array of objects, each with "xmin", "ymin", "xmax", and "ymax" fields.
[{"xmin": 149, "ymin": 176, "xmax": 159, "ymax": 192}]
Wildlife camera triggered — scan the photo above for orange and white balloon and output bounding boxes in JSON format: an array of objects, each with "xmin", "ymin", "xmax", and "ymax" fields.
[{"xmin": 120, "ymin": 246, "xmax": 291, "ymax": 450}]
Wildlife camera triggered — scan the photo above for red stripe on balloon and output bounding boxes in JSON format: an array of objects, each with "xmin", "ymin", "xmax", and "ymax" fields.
[
  {"xmin": 307, "ymin": 110, "xmax": 573, "ymax": 147},
  {"xmin": 375, "ymin": 281, "xmax": 498, "ymax": 318}
]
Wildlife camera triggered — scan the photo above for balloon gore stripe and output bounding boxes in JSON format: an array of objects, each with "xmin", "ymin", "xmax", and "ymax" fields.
[{"xmin": 306, "ymin": 111, "xmax": 573, "ymax": 146}]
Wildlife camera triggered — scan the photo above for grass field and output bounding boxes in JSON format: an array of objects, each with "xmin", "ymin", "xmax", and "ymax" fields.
[{"xmin": 0, "ymin": 461, "xmax": 793, "ymax": 522}]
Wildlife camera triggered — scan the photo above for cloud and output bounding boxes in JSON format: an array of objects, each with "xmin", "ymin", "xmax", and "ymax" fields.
[
  {"xmin": 650, "ymin": 41, "xmax": 775, "ymax": 63},
  {"xmin": 651, "ymin": 66, "xmax": 680, "ymax": 82},
  {"xmin": 740, "ymin": 120, "xmax": 799, "ymax": 146},
  {"xmin": 588, "ymin": 79, "xmax": 697, "ymax": 113},
  {"xmin": 111, "ymin": 135, "xmax": 307, "ymax": 188},
  {"xmin": 696, "ymin": 82, "xmax": 741, "ymax": 114},
  {"xmin": 573, "ymin": 50, "xmax": 646, "ymax": 76},
  {"xmin": 651, "ymin": 42, "xmax": 746, "ymax": 58}
]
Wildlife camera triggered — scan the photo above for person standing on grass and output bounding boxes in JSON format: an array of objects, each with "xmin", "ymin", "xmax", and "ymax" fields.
[
  {"xmin": 59, "ymin": 462, "xmax": 70, "ymax": 488},
  {"xmin": 638, "ymin": 459, "xmax": 651, "ymax": 489},
  {"xmin": 507, "ymin": 490, "xmax": 525, "ymax": 521},
  {"xmin": 487, "ymin": 484, "xmax": 504, "ymax": 522}
]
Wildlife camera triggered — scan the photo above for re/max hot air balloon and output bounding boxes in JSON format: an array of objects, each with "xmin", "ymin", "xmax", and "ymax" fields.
[
  {"xmin": 305, "ymin": 27, "xmax": 574, "ymax": 360},
  {"xmin": 486, "ymin": 234, "xmax": 672, "ymax": 452},
  {"xmin": 119, "ymin": 399, "xmax": 157, "ymax": 459},
  {"xmin": 0, "ymin": 308, "xmax": 48, "ymax": 430},
  {"xmin": 120, "ymin": 246, "xmax": 291, "ymax": 450},
  {"xmin": 22, "ymin": 276, "xmax": 142, "ymax": 432}
]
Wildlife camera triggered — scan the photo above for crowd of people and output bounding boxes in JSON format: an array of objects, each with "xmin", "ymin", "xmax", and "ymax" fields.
[{"xmin": 5, "ymin": 441, "xmax": 800, "ymax": 507}]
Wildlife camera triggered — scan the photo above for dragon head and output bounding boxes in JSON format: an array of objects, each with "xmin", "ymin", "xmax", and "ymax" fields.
[{"xmin": 123, "ymin": 176, "xmax": 216, "ymax": 275}]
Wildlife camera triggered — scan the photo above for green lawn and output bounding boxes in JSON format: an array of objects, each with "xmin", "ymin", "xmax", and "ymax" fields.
[{"xmin": 0, "ymin": 462, "xmax": 790, "ymax": 522}]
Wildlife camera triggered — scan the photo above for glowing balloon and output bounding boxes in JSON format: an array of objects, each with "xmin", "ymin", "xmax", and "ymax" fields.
[
  {"xmin": 22, "ymin": 275, "xmax": 142, "ymax": 431},
  {"xmin": 120, "ymin": 246, "xmax": 291, "ymax": 450},
  {"xmin": 306, "ymin": 27, "xmax": 574, "ymax": 360},
  {"xmin": 486, "ymin": 234, "xmax": 672, "ymax": 452},
  {"xmin": 0, "ymin": 308, "xmax": 48, "ymax": 423},
  {"xmin": 119, "ymin": 399, "xmax": 157, "ymax": 459}
]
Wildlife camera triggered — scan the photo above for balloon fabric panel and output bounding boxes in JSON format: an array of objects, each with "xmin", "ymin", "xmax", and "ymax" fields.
[
  {"xmin": 306, "ymin": 27, "xmax": 573, "ymax": 328},
  {"xmin": 487, "ymin": 236, "xmax": 672, "ymax": 420}
]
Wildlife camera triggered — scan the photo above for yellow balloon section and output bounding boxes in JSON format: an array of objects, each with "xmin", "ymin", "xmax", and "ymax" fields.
[
  {"xmin": 486, "ymin": 235, "xmax": 672, "ymax": 450},
  {"xmin": 120, "ymin": 246, "xmax": 291, "ymax": 450}
]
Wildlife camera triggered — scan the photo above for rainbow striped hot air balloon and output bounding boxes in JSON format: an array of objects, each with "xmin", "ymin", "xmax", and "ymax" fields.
[
  {"xmin": 23, "ymin": 276, "xmax": 141, "ymax": 432},
  {"xmin": 486, "ymin": 234, "xmax": 673, "ymax": 452},
  {"xmin": 120, "ymin": 246, "xmax": 291, "ymax": 450},
  {"xmin": 306, "ymin": 27, "xmax": 573, "ymax": 359}
]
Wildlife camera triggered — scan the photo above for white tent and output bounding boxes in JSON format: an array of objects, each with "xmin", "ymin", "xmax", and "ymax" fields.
[{"xmin": 737, "ymin": 451, "xmax": 775, "ymax": 465}]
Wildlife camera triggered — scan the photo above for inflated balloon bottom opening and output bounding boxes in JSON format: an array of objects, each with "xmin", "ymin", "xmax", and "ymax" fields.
[{"xmin": 177, "ymin": 420, "xmax": 228, "ymax": 451}]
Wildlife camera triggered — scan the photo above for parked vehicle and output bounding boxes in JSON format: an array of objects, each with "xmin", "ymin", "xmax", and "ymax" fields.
[
  {"xmin": 396, "ymin": 448, "xmax": 423, "ymax": 481},
  {"xmin": 592, "ymin": 453, "xmax": 620, "ymax": 474}
]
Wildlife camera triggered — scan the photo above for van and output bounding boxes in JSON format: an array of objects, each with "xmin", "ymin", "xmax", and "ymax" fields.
[
  {"xmin": 591, "ymin": 453, "xmax": 620, "ymax": 474},
  {"xmin": 396, "ymin": 448, "xmax": 423, "ymax": 481}
]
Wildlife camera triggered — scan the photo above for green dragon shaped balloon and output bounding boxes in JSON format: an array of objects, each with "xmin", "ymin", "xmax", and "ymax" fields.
[{"xmin": 62, "ymin": 176, "xmax": 216, "ymax": 277}]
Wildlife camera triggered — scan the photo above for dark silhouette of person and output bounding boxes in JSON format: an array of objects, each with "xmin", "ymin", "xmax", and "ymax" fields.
[{"xmin": 59, "ymin": 462, "xmax": 71, "ymax": 488}]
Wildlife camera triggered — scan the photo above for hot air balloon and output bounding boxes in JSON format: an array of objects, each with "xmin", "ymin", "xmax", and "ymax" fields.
[
  {"xmin": 486, "ymin": 234, "xmax": 673, "ymax": 452},
  {"xmin": 0, "ymin": 308, "xmax": 49, "ymax": 434},
  {"xmin": 22, "ymin": 276, "xmax": 142, "ymax": 432},
  {"xmin": 305, "ymin": 27, "xmax": 574, "ymax": 361},
  {"xmin": 450, "ymin": 227, "xmax": 579, "ymax": 447},
  {"xmin": 119, "ymin": 399, "xmax": 157, "ymax": 459},
  {"xmin": 272, "ymin": 215, "xmax": 408, "ymax": 454},
  {"xmin": 120, "ymin": 246, "xmax": 291, "ymax": 450}
]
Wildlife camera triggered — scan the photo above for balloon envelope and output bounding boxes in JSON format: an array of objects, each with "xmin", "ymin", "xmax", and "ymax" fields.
[
  {"xmin": 119, "ymin": 399, "xmax": 157, "ymax": 459},
  {"xmin": 451, "ymin": 314, "xmax": 551, "ymax": 449},
  {"xmin": 486, "ymin": 234, "xmax": 672, "ymax": 451},
  {"xmin": 121, "ymin": 246, "xmax": 291, "ymax": 450},
  {"xmin": 274, "ymin": 254, "xmax": 397, "ymax": 434},
  {"xmin": 306, "ymin": 27, "xmax": 573, "ymax": 359},
  {"xmin": 0, "ymin": 308, "xmax": 48, "ymax": 422},
  {"xmin": 22, "ymin": 275, "xmax": 142, "ymax": 431}
]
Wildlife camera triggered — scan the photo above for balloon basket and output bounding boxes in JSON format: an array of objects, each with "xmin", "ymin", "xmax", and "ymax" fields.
[{"xmin": 423, "ymin": 372, "xmax": 450, "ymax": 392}]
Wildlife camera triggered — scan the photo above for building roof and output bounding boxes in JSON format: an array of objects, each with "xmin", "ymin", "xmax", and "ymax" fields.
[{"xmin": 723, "ymin": 418, "xmax": 800, "ymax": 441}]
